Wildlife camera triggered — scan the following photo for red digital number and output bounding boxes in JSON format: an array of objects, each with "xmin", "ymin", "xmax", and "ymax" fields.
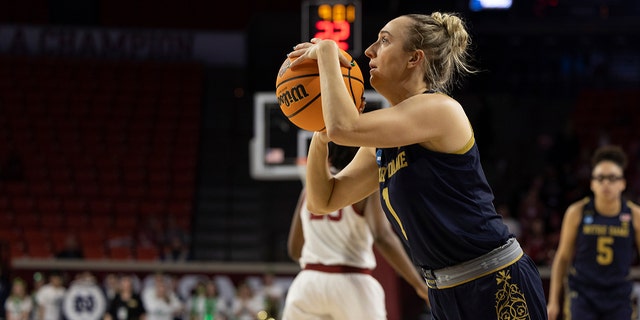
[{"xmin": 314, "ymin": 21, "xmax": 350, "ymax": 51}]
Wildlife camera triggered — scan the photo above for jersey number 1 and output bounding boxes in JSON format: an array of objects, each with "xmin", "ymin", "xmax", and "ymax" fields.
[{"xmin": 382, "ymin": 187, "xmax": 408, "ymax": 240}]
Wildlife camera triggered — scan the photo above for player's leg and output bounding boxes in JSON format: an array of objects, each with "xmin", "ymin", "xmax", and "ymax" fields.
[
  {"xmin": 594, "ymin": 286, "xmax": 635, "ymax": 320},
  {"xmin": 565, "ymin": 289, "xmax": 597, "ymax": 320},
  {"xmin": 282, "ymin": 271, "xmax": 330, "ymax": 320},
  {"xmin": 326, "ymin": 273, "xmax": 386, "ymax": 320}
]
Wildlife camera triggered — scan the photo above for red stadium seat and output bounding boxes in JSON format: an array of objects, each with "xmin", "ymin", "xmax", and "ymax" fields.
[
  {"xmin": 14, "ymin": 213, "xmax": 40, "ymax": 228},
  {"xmin": 83, "ymin": 243, "xmax": 107, "ymax": 260},
  {"xmin": 108, "ymin": 246, "xmax": 133, "ymax": 260},
  {"xmin": 135, "ymin": 245, "xmax": 160, "ymax": 261},
  {"xmin": 27, "ymin": 242, "xmax": 53, "ymax": 258},
  {"xmin": 40, "ymin": 213, "xmax": 64, "ymax": 229},
  {"xmin": 62, "ymin": 199, "xmax": 87, "ymax": 215},
  {"xmin": 37, "ymin": 198, "xmax": 62, "ymax": 215}
]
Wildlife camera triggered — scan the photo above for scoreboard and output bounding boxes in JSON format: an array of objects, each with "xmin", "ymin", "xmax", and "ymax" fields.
[{"xmin": 302, "ymin": 0, "xmax": 362, "ymax": 57}]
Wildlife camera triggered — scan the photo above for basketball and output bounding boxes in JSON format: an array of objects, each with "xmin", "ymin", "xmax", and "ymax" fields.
[{"xmin": 275, "ymin": 49, "xmax": 365, "ymax": 132}]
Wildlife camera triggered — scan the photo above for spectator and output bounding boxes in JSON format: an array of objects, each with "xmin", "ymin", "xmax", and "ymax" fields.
[
  {"xmin": 5, "ymin": 278, "xmax": 32, "ymax": 320},
  {"xmin": 160, "ymin": 217, "xmax": 190, "ymax": 262},
  {"xmin": 34, "ymin": 272, "xmax": 66, "ymax": 320},
  {"xmin": 104, "ymin": 275, "xmax": 146, "ymax": 320},
  {"xmin": 230, "ymin": 282, "xmax": 263, "ymax": 320},
  {"xmin": 186, "ymin": 280, "xmax": 228, "ymax": 320},
  {"xmin": 255, "ymin": 273, "xmax": 283, "ymax": 320},
  {"xmin": 0, "ymin": 265, "xmax": 11, "ymax": 319},
  {"xmin": 55, "ymin": 235, "xmax": 84, "ymax": 259},
  {"xmin": 141, "ymin": 276, "xmax": 182, "ymax": 320},
  {"xmin": 28, "ymin": 272, "xmax": 45, "ymax": 320},
  {"xmin": 102, "ymin": 274, "xmax": 119, "ymax": 306},
  {"xmin": 160, "ymin": 235, "xmax": 190, "ymax": 262},
  {"xmin": 141, "ymin": 273, "xmax": 168, "ymax": 302}
]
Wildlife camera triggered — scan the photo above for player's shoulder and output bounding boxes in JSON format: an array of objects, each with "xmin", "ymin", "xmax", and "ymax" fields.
[
  {"xmin": 399, "ymin": 90, "xmax": 459, "ymax": 109},
  {"xmin": 571, "ymin": 196, "xmax": 590, "ymax": 208},
  {"xmin": 566, "ymin": 197, "xmax": 590, "ymax": 216},
  {"xmin": 626, "ymin": 200, "xmax": 640, "ymax": 213}
]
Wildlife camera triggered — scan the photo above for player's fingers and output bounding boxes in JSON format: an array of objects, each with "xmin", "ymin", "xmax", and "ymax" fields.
[
  {"xmin": 288, "ymin": 55, "xmax": 308, "ymax": 69},
  {"xmin": 293, "ymin": 42, "xmax": 314, "ymax": 51},
  {"xmin": 339, "ymin": 54, "xmax": 353, "ymax": 69}
]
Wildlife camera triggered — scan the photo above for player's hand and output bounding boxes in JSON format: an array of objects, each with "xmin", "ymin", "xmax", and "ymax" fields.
[
  {"xmin": 547, "ymin": 302, "xmax": 559, "ymax": 320},
  {"xmin": 288, "ymin": 39, "xmax": 318, "ymax": 62},
  {"xmin": 416, "ymin": 284, "xmax": 430, "ymax": 309},
  {"xmin": 288, "ymin": 39, "xmax": 352, "ymax": 69}
]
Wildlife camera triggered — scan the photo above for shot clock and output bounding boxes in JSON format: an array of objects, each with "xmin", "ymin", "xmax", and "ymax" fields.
[{"xmin": 302, "ymin": 0, "xmax": 362, "ymax": 57}]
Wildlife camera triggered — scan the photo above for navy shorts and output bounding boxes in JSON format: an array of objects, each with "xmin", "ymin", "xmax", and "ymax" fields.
[
  {"xmin": 429, "ymin": 254, "xmax": 547, "ymax": 320},
  {"xmin": 566, "ymin": 279, "xmax": 635, "ymax": 320}
]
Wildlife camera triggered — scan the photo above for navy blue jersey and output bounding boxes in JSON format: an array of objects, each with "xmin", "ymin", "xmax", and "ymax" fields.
[
  {"xmin": 376, "ymin": 140, "xmax": 512, "ymax": 269},
  {"xmin": 569, "ymin": 197, "xmax": 635, "ymax": 290}
]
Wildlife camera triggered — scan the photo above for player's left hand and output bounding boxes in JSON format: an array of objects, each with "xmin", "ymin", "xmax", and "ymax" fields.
[{"xmin": 288, "ymin": 39, "xmax": 352, "ymax": 69}]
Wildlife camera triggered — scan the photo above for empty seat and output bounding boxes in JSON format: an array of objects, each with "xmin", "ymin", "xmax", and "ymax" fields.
[
  {"xmin": 62, "ymin": 198, "xmax": 87, "ymax": 215},
  {"xmin": 135, "ymin": 245, "xmax": 160, "ymax": 261},
  {"xmin": 37, "ymin": 198, "xmax": 62, "ymax": 215},
  {"xmin": 89, "ymin": 215, "xmax": 113, "ymax": 229},
  {"xmin": 113, "ymin": 215, "xmax": 138, "ymax": 231},
  {"xmin": 27, "ymin": 242, "xmax": 53, "ymax": 258},
  {"xmin": 108, "ymin": 246, "xmax": 133, "ymax": 260},
  {"xmin": 88, "ymin": 200, "xmax": 113, "ymax": 215},
  {"xmin": 14, "ymin": 213, "xmax": 40, "ymax": 228},
  {"xmin": 64, "ymin": 214, "xmax": 89, "ymax": 231},
  {"xmin": 6, "ymin": 183, "xmax": 29, "ymax": 197},
  {"xmin": 40, "ymin": 213, "xmax": 64, "ymax": 229},
  {"xmin": 82, "ymin": 243, "xmax": 107, "ymax": 260}
]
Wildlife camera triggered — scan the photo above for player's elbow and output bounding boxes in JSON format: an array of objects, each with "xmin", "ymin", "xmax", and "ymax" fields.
[
  {"xmin": 287, "ymin": 246, "xmax": 301, "ymax": 262},
  {"xmin": 325, "ymin": 125, "xmax": 353, "ymax": 145},
  {"xmin": 552, "ymin": 253, "xmax": 571, "ymax": 267},
  {"xmin": 373, "ymin": 232, "xmax": 395, "ymax": 250},
  {"xmin": 306, "ymin": 202, "xmax": 332, "ymax": 215}
]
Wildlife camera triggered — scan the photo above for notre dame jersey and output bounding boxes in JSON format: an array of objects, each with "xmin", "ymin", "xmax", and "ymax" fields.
[
  {"xmin": 376, "ymin": 141, "xmax": 512, "ymax": 270},
  {"xmin": 569, "ymin": 197, "xmax": 635, "ymax": 289}
]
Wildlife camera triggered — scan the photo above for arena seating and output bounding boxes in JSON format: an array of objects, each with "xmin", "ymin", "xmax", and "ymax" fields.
[
  {"xmin": 570, "ymin": 89, "xmax": 640, "ymax": 201},
  {"xmin": 0, "ymin": 55, "xmax": 203, "ymax": 260}
]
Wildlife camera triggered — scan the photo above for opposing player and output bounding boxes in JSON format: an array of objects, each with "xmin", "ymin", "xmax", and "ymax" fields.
[
  {"xmin": 288, "ymin": 12, "xmax": 547, "ymax": 319},
  {"xmin": 282, "ymin": 142, "xmax": 429, "ymax": 320},
  {"xmin": 547, "ymin": 145, "xmax": 640, "ymax": 320}
]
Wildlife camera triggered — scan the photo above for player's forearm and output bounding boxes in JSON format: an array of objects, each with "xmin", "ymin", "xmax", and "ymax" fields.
[
  {"xmin": 316, "ymin": 41, "xmax": 359, "ymax": 139},
  {"xmin": 548, "ymin": 258, "xmax": 569, "ymax": 305},
  {"xmin": 305, "ymin": 134, "xmax": 335, "ymax": 214},
  {"xmin": 375, "ymin": 235, "xmax": 423, "ymax": 289}
]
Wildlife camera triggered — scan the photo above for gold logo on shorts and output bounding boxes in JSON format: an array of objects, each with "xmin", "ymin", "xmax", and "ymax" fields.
[{"xmin": 495, "ymin": 270, "xmax": 530, "ymax": 320}]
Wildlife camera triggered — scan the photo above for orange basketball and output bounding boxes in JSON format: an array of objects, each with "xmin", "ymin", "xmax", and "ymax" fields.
[{"xmin": 275, "ymin": 49, "xmax": 365, "ymax": 132}]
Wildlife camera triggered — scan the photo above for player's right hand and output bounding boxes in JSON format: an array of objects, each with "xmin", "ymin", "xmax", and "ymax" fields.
[
  {"xmin": 547, "ymin": 302, "xmax": 559, "ymax": 320},
  {"xmin": 416, "ymin": 285, "xmax": 430, "ymax": 309}
]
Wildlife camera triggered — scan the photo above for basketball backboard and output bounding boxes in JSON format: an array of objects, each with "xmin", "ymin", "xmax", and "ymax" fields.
[{"xmin": 250, "ymin": 90, "xmax": 388, "ymax": 180}]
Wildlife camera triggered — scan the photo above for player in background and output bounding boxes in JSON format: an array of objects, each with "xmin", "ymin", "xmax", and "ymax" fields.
[
  {"xmin": 547, "ymin": 145, "xmax": 640, "ymax": 320},
  {"xmin": 282, "ymin": 142, "xmax": 429, "ymax": 320}
]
